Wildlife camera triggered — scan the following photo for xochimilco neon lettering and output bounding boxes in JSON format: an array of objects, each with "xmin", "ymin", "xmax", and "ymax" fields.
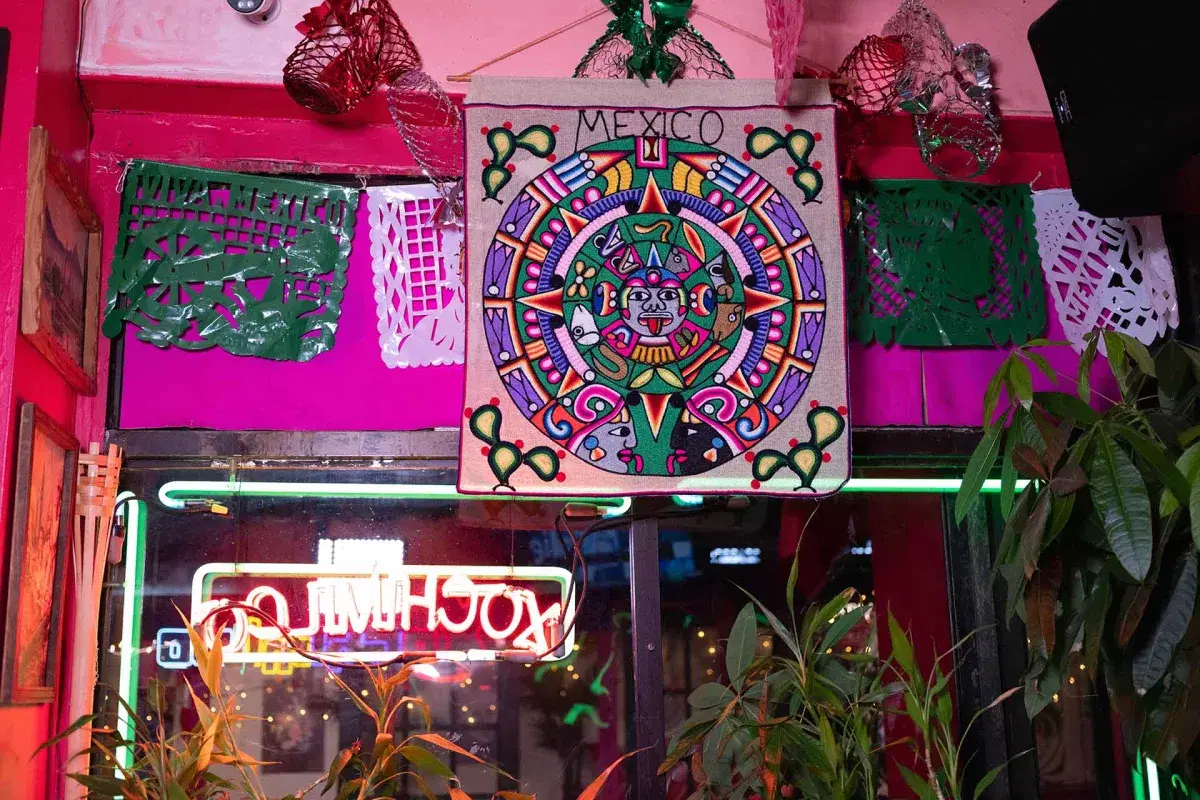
[{"xmin": 190, "ymin": 564, "xmax": 575, "ymax": 664}]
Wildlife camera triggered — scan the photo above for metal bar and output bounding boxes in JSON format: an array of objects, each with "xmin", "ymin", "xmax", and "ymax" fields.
[
  {"xmin": 628, "ymin": 512, "xmax": 665, "ymax": 800},
  {"xmin": 941, "ymin": 496, "xmax": 1011, "ymax": 799},
  {"xmin": 106, "ymin": 426, "xmax": 985, "ymax": 462}
]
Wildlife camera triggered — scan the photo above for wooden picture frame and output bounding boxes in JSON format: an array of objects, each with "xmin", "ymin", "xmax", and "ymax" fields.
[
  {"xmin": 21, "ymin": 125, "xmax": 101, "ymax": 395},
  {"xmin": 1, "ymin": 404, "xmax": 77, "ymax": 705}
]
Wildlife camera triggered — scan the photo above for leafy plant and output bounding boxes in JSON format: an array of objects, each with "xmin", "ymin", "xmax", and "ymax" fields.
[
  {"xmin": 48, "ymin": 614, "xmax": 636, "ymax": 799},
  {"xmin": 42, "ymin": 618, "xmax": 292, "ymax": 800},
  {"xmin": 955, "ymin": 331, "xmax": 1200, "ymax": 765},
  {"xmin": 887, "ymin": 614, "xmax": 1023, "ymax": 800},
  {"xmin": 660, "ymin": 565, "xmax": 891, "ymax": 799}
]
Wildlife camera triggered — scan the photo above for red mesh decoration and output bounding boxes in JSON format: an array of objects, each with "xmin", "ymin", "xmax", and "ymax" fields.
[
  {"xmin": 833, "ymin": 35, "xmax": 907, "ymax": 177},
  {"xmin": 834, "ymin": 35, "xmax": 907, "ymax": 114},
  {"xmin": 284, "ymin": 0, "xmax": 422, "ymax": 115}
]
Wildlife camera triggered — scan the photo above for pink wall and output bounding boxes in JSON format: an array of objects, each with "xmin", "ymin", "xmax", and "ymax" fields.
[
  {"xmin": 0, "ymin": 0, "xmax": 107, "ymax": 797},
  {"xmin": 81, "ymin": 0, "xmax": 1057, "ymax": 115}
]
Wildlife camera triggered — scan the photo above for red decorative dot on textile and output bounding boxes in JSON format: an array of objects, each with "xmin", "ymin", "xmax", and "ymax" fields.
[
  {"xmin": 751, "ymin": 480, "xmax": 762, "ymax": 489},
  {"xmin": 464, "ymin": 407, "xmax": 473, "ymax": 418},
  {"xmin": 547, "ymin": 154, "xmax": 557, "ymax": 163},
  {"xmin": 481, "ymin": 446, "xmax": 490, "ymax": 456},
  {"xmin": 506, "ymin": 163, "xmax": 515, "ymax": 172},
  {"xmin": 743, "ymin": 124, "xmax": 754, "ymax": 134},
  {"xmin": 811, "ymin": 400, "xmax": 820, "ymax": 408},
  {"xmin": 837, "ymin": 405, "xmax": 848, "ymax": 415},
  {"xmin": 812, "ymin": 161, "xmax": 823, "ymax": 171},
  {"xmin": 480, "ymin": 126, "xmax": 489, "ymax": 135},
  {"xmin": 789, "ymin": 438, "xmax": 799, "ymax": 448},
  {"xmin": 743, "ymin": 151, "xmax": 752, "ymax": 161},
  {"xmin": 284, "ymin": 0, "xmax": 423, "ymax": 115},
  {"xmin": 556, "ymin": 449, "xmax": 566, "ymax": 458},
  {"xmin": 490, "ymin": 396, "xmax": 500, "ymax": 405},
  {"xmin": 503, "ymin": 121, "xmax": 513, "ymax": 129},
  {"xmin": 744, "ymin": 452, "xmax": 756, "ymax": 463},
  {"xmin": 551, "ymin": 124, "xmax": 560, "ymax": 133},
  {"xmin": 814, "ymin": 132, "xmax": 822, "ymax": 142},
  {"xmin": 481, "ymin": 158, "xmax": 490, "ymax": 167},
  {"xmin": 822, "ymin": 453, "xmax": 832, "ymax": 463},
  {"xmin": 514, "ymin": 439, "xmax": 524, "ymax": 449},
  {"xmin": 784, "ymin": 123, "xmax": 794, "ymax": 132},
  {"xmin": 787, "ymin": 166, "xmax": 797, "ymax": 176},
  {"xmin": 555, "ymin": 473, "xmax": 567, "ymax": 483}
]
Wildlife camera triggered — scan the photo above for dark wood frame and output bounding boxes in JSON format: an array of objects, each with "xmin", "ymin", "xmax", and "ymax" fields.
[
  {"xmin": 2, "ymin": 403, "xmax": 78, "ymax": 704},
  {"xmin": 21, "ymin": 125, "xmax": 102, "ymax": 395}
]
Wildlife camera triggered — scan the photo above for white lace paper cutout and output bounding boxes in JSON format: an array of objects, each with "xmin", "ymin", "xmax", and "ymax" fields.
[
  {"xmin": 367, "ymin": 185, "xmax": 465, "ymax": 368},
  {"xmin": 1032, "ymin": 189, "xmax": 1178, "ymax": 353}
]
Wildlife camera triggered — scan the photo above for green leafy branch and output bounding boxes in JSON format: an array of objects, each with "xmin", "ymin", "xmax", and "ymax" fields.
[{"xmin": 955, "ymin": 329, "xmax": 1200, "ymax": 765}]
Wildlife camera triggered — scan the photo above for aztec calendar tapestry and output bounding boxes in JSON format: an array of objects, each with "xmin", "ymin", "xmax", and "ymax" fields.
[{"xmin": 459, "ymin": 78, "xmax": 849, "ymax": 497}]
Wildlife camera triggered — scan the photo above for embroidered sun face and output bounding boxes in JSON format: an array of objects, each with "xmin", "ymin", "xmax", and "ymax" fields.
[
  {"xmin": 620, "ymin": 267, "xmax": 687, "ymax": 338},
  {"xmin": 480, "ymin": 134, "xmax": 830, "ymax": 478}
]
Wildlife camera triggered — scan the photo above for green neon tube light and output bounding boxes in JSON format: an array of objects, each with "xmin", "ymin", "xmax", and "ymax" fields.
[
  {"xmin": 159, "ymin": 478, "xmax": 1030, "ymax": 509},
  {"xmin": 116, "ymin": 493, "xmax": 146, "ymax": 773}
]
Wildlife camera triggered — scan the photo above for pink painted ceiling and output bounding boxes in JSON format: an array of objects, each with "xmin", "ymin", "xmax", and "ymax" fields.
[{"xmin": 81, "ymin": 0, "xmax": 1056, "ymax": 115}]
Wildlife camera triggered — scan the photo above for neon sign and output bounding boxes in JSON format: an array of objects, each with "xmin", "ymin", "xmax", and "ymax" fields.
[
  {"xmin": 1135, "ymin": 754, "xmax": 1200, "ymax": 800},
  {"xmin": 190, "ymin": 563, "xmax": 576, "ymax": 665}
]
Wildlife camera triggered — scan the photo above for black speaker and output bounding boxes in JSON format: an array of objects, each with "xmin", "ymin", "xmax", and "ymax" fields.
[{"xmin": 1028, "ymin": 0, "xmax": 1200, "ymax": 217}]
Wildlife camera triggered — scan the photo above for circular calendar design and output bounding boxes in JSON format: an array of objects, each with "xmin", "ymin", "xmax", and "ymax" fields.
[{"xmin": 483, "ymin": 136, "xmax": 828, "ymax": 477}]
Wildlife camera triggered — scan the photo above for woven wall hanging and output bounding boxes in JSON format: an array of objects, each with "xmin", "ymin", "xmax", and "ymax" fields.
[
  {"xmin": 846, "ymin": 180, "xmax": 1045, "ymax": 347},
  {"xmin": 1032, "ymin": 189, "xmax": 1178, "ymax": 352},
  {"xmin": 366, "ymin": 184, "xmax": 465, "ymax": 368},
  {"xmin": 459, "ymin": 78, "xmax": 849, "ymax": 498},
  {"xmin": 102, "ymin": 161, "xmax": 357, "ymax": 362}
]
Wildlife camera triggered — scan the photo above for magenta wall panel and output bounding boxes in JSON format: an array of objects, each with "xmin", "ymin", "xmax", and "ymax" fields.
[{"xmin": 119, "ymin": 197, "xmax": 466, "ymax": 431}]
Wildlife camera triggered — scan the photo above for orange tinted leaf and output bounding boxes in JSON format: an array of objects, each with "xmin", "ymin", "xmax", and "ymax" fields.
[{"xmin": 577, "ymin": 748, "xmax": 650, "ymax": 800}]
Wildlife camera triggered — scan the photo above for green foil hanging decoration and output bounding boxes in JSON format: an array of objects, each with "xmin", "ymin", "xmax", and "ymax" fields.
[
  {"xmin": 846, "ymin": 180, "xmax": 1045, "ymax": 347},
  {"xmin": 103, "ymin": 161, "xmax": 358, "ymax": 362},
  {"xmin": 574, "ymin": 0, "xmax": 733, "ymax": 83}
]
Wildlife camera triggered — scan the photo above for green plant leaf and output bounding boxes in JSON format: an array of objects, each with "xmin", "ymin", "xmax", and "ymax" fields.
[
  {"xmin": 726, "ymin": 604, "xmax": 757, "ymax": 690},
  {"xmin": 1090, "ymin": 436, "xmax": 1153, "ymax": 581},
  {"xmin": 887, "ymin": 612, "xmax": 916, "ymax": 678},
  {"xmin": 1009, "ymin": 358, "xmax": 1034, "ymax": 409},
  {"xmin": 1078, "ymin": 333, "xmax": 1099, "ymax": 403},
  {"xmin": 1111, "ymin": 423, "xmax": 1191, "ymax": 510},
  {"xmin": 956, "ymin": 426, "xmax": 1002, "ymax": 524},
  {"xmin": 1133, "ymin": 552, "xmax": 1198, "ymax": 693},
  {"xmin": 1163, "ymin": 443, "xmax": 1200, "ymax": 517},
  {"xmin": 688, "ymin": 683, "xmax": 735, "ymax": 710},
  {"xmin": 973, "ymin": 762, "xmax": 1008, "ymax": 800},
  {"xmin": 736, "ymin": 585, "xmax": 802, "ymax": 662},
  {"xmin": 1020, "ymin": 349, "xmax": 1057, "ymax": 383},
  {"xmin": 819, "ymin": 605, "xmax": 869, "ymax": 658},
  {"xmin": 1103, "ymin": 330, "xmax": 1129, "ymax": 382},
  {"xmin": 982, "ymin": 363, "xmax": 1007, "ymax": 430},
  {"xmin": 1034, "ymin": 391, "xmax": 1101, "ymax": 425},
  {"xmin": 1082, "ymin": 573, "xmax": 1111, "ymax": 670},
  {"xmin": 1157, "ymin": 340, "xmax": 1190, "ymax": 402},
  {"xmin": 897, "ymin": 763, "xmax": 936, "ymax": 800},
  {"xmin": 399, "ymin": 745, "xmax": 455, "ymax": 780},
  {"xmin": 1118, "ymin": 333, "xmax": 1156, "ymax": 376}
]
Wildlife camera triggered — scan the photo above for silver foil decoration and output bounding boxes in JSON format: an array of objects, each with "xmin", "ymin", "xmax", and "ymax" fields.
[
  {"xmin": 386, "ymin": 69, "xmax": 465, "ymax": 227},
  {"xmin": 883, "ymin": 0, "xmax": 1001, "ymax": 179}
]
